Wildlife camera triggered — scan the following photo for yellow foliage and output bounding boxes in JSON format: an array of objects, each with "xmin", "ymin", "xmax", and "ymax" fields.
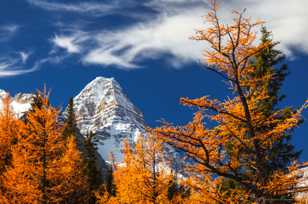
[
  {"xmin": 0, "ymin": 96, "xmax": 22, "ymax": 176},
  {"xmin": 1, "ymin": 91, "xmax": 90, "ymax": 203},
  {"xmin": 114, "ymin": 134, "xmax": 172, "ymax": 204}
]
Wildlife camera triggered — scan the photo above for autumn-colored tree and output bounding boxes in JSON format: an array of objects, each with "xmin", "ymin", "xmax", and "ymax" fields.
[
  {"xmin": 0, "ymin": 96, "xmax": 20, "ymax": 175},
  {"xmin": 2, "ymin": 91, "xmax": 90, "ymax": 203},
  {"xmin": 50, "ymin": 136, "xmax": 90, "ymax": 203},
  {"xmin": 0, "ymin": 96, "xmax": 22, "ymax": 199},
  {"xmin": 98, "ymin": 134, "xmax": 174, "ymax": 204},
  {"xmin": 155, "ymin": 0, "xmax": 307, "ymax": 202}
]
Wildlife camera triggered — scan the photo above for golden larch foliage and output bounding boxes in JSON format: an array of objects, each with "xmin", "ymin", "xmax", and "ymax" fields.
[
  {"xmin": 0, "ymin": 96, "xmax": 21, "ymax": 176},
  {"xmin": 1, "ymin": 91, "xmax": 89, "ymax": 203},
  {"xmin": 98, "ymin": 134, "xmax": 174, "ymax": 204}
]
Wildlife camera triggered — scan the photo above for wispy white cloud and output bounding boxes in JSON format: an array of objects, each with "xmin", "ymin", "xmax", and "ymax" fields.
[
  {"xmin": 83, "ymin": 48, "xmax": 137, "ymax": 68},
  {"xmin": 0, "ymin": 24, "xmax": 20, "ymax": 41},
  {"xmin": 50, "ymin": 31, "xmax": 92, "ymax": 55},
  {"xmin": 19, "ymin": 51, "xmax": 31, "ymax": 63},
  {"xmin": 52, "ymin": 35, "xmax": 81, "ymax": 54},
  {"xmin": 0, "ymin": 68, "xmax": 35, "ymax": 77},
  {"xmin": 50, "ymin": 0, "xmax": 308, "ymax": 69},
  {"xmin": 0, "ymin": 54, "xmax": 68, "ymax": 77},
  {"xmin": 27, "ymin": 0, "xmax": 125, "ymax": 16},
  {"xmin": 0, "ymin": 58, "xmax": 34, "ymax": 77},
  {"xmin": 1, "ymin": 24, "xmax": 19, "ymax": 33},
  {"xmin": 0, "ymin": 51, "xmax": 46, "ymax": 77},
  {"xmin": 82, "ymin": 10, "xmax": 205, "ymax": 68}
]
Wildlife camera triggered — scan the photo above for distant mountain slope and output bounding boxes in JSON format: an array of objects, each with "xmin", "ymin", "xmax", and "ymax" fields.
[{"xmin": 0, "ymin": 90, "xmax": 33, "ymax": 117}]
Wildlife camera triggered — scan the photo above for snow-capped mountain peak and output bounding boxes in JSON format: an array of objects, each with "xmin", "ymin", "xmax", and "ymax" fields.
[{"xmin": 72, "ymin": 76, "xmax": 145, "ymax": 161}]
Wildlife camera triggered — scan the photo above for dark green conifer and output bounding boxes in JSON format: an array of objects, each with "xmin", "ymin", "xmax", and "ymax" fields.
[
  {"xmin": 63, "ymin": 98, "xmax": 78, "ymax": 140},
  {"xmin": 83, "ymin": 131, "xmax": 103, "ymax": 190},
  {"xmin": 220, "ymin": 27, "xmax": 301, "ymax": 201},
  {"xmin": 251, "ymin": 27, "xmax": 300, "ymax": 174}
]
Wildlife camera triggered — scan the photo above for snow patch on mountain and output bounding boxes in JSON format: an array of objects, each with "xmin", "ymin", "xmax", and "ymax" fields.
[{"xmin": 0, "ymin": 90, "xmax": 33, "ymax": 117}]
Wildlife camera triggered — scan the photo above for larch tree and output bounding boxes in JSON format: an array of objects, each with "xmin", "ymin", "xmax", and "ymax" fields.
[
  {"xmin": 0, "ymin": 96, "xmax": 19, "ymax": 175},
  {"xmin": 0, "ymin": 96, "xmax": 22, "ymax": 197},
  {"xmin": 155, "ymin": 0, "xmax": 307, "ymax": 202},
  {"xmin": 101, "ymin": 134, "xmax": 173, "ymax": 204},
  {"xmin": 50, "ymin": 136, "xmax": 90, "ymax": 203},
  {"xmin": 2, "ymin": 91, "xmax": 89, "ymax": 203}
]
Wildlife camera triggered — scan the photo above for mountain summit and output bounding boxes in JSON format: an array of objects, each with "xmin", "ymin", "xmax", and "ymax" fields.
[{"xmin": 72, "ymin": 77, "xmax": 145, "ymax": 161}]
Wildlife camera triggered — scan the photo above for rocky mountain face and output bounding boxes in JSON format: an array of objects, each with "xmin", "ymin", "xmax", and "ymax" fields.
[
  {"xmin": 71, "ymin": 77, "xmax": 145, "ymax": 161},
  {"xmin": 297, "ymin": 166, "xmax": 308, "ymax": 201}
]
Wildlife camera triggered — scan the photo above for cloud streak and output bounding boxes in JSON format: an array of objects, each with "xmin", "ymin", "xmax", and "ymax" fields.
[
  {"xmin": 82, "ymin": 10, "xmax": 205, "ymax": 68},
  {"xmin": 52, "ymin": 35, "xmax": 81, "ymax": 54},
  {"xmin": 0, "ymin": 24, "xmax": 20, "ymax": 41},
  {"xmin": 0, "ymin": 51, "xmax": 62, "ymax": 77},
  {"xmin": 19, "ymin": 51, "xmax": 31, "ymax": 63},
  {"xmin": 27, "ymin": 0, "xmax": 118, "ymax": 14},
  {"xmin": 0, "ymin": 56, "xmax": 36, "ymax": 77},
  {"xmin": 26, "ymin": 0, "xmax": 142, "ymax": 18}
]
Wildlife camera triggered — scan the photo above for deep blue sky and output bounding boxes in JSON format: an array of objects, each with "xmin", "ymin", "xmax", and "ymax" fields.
[{"xmin": 0, "ymin": 0, "xmax": 307, "ymax": 161}]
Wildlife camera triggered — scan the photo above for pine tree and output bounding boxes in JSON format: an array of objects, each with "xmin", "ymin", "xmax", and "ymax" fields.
[
  {"xmin": 155, "ymin": 1, "xmax": 307, "ymax": 202},
  {"xmin": 2, "ymin": 91, "xmax": 90, "ymax": 203},
  {"xmin": 63, "ymin": 98, "xmax": 78, "ymax": 141},
  {"xmin": 105, "ymin": 162, "xmax": 116, "ymax": 196},
  {"xmin": 83, "ymin": 131, "xmax": 103, "ymax": 192}
]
